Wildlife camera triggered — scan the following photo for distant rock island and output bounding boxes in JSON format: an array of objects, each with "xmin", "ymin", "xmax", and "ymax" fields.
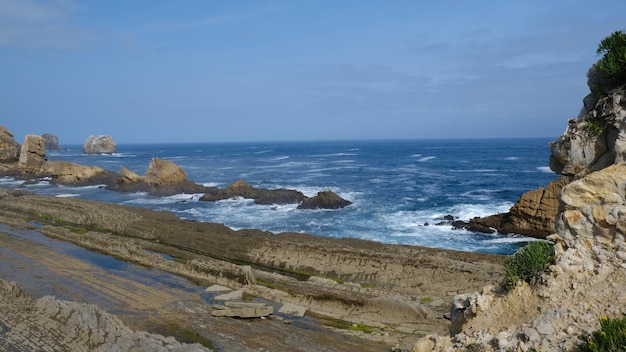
[{"xmin": 83, "ymin": 134, "xmax": 117, "ymax": 154}]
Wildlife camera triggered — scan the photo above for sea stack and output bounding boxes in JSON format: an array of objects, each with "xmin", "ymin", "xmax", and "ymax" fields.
[{"xmin": 83, "ymin": 135, "xmax": 116, "ymax": 154}]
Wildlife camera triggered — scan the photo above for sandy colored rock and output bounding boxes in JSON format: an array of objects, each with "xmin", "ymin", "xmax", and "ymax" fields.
[
  {"xmin": 145, "ymin": 157, "xmax": 187, "ymax": 185},
  {"xmin": 18, "ymin": 134, "xmax": 46, "ymax": 173},
  {"xmin": 42, "ymin": 160, "xmax": 111, "ymax": 185},
  {"xmin": 0, "ymin": 125, "xmax": 19, "ymax": 162}
]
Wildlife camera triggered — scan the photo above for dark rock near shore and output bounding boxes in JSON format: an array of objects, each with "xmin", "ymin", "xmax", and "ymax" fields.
[
  {"xmin": 200, "ymin": 179, "xmax": 306, "ymax": 205},
  {"xmin": 297, "ymin": 189, "xmax": 352, "ymax": 210}
]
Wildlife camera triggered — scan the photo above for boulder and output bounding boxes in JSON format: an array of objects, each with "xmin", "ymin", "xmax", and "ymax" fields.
[
  {"xmin": 17, "ymin": 134, "xmax": 46, "ymax": 173},
  {"xmin": 211, "ymin": 302, "xmax": 273, "ymax": 318},
  {"xmin": 83, "ymin": 135, "xmax": 116, "ymax": 154},
  {"xmin": 297, "ymin": 189, "xmax": 352, "ymax": 210},
  {"xmin": 145, "ymin": 158, "xmax": 187, "ymax": 185},
  {"xmin": 41, "ymin": 133, "xmax": 61, "ymax": 151},
  {"xmin": 0, "ymin": 125, "xmax": 20, "ymax": 162}
]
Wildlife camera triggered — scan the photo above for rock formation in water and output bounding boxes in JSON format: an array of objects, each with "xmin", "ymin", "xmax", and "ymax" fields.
[
  {"xmin": 199, "ymin": 179, "xmax": 305, "ymax": 205},
  {"xmin": 83, "ymin": 135, "xmax": 117, "ymax": 154},
  {"xmin": 41, "ymin": 133, "xmax": 62, "ymax": 151},
  {"xmin": 297, "ymin": 189, "xmax": 352, "ymax": 210},
  {"xmin": 0, "ymin": 126, "xmax": 19, "ymax": 163},
  {"xmin": 18, "ymin": 134, "xmax": 47, "ymax": 173},
  {"xmin": 199, "ymin": 180, "xmax": 352, "ymax": 209},
  {"xmin": 108, "ymin": 157, "xmax": 212, "ymax": 196}
]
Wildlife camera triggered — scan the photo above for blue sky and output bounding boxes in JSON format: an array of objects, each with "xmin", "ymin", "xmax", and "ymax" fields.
[{"xmin": 1, "ymin": 0, "xmax": 625, "ymax": 144}]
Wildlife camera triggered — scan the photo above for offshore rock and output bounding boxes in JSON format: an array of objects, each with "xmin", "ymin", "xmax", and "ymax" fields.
[
  {"xmin": 42, "ymin": 160, "xmax": 115, "ymax": 185},
  {"xmin": 145, "ymin": 158, "xmax": 187, "ymax": 185},
  {"xmin": 0, "ymin": 125, "xmax": 20, "ymax": 162},
  {"xmin": 549, "ymin": 66, "xmax": 626, "ymax": 177},
  {"xmin": 109, "ymin": 159, "xmax": 212, "ymax": 196},
  {"xmin": 83, "ymin": 135, "xmax": 116, "ymax": 154},
  {"xmin": 18, "ymin": 134, "xmax": 46, "ymax": 173},
  {"xmin": 41, "ymin": 133, "xmax": 62, "ymax": 151},
  {"xmin": 467, "ymin": 177, "xmax": 572, "ymax": 239},
  {"xmin": 200, "ymin": 179, "xmax": 306, "ymax": 205},
  {"xmin": 297, "ymin": 189, "xmax": 352, "ymax": 210}
]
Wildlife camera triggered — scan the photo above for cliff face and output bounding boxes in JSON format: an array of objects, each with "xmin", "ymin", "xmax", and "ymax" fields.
[
  {"xmin": 550, "ymin": 65, "xmax": 626, "ymax": 177},
  {"xmin": 469, "ymin": 66, "xmax": 626, "ymax": 239}
]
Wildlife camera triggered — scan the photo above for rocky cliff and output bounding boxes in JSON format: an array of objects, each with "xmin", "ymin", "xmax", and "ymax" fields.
[
  {"xmin": 466, "ymin": 64, "xmax": 626, "ymax": 239},
  {"xmin": 416, "ymin": 161, "xmax": 626, "ymax": 352},
  {"xmin": 411, "ymin": 57, "xmax": 626, "ymax": 351}
]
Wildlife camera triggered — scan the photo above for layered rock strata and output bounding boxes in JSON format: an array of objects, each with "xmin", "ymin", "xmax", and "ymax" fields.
[{"xmin": 0, "ymin": 279, "xmax": 209, "ymax": 352}]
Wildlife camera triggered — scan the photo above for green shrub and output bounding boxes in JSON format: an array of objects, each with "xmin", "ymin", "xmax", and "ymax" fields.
[
  {"xmin": 596, "ymin": 30, "xmax": 626, "ymax": 88},
  {"xmin": 586, "ymin": 120, "xmax": 605, "ymax": 138},
  {"xmin": 579, "ymin": 315, "xmax": 626, "ymax": 352},
  {"xmin": 503, "ymin": 241, "xmax": 554, "ymax": 290}
]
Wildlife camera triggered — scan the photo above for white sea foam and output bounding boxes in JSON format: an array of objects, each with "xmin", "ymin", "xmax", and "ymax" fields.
[
  {"xmin": 55, "ymin": 194, "xmax": 79, "ymax": 198},
  {"xmin": 267, "ymin": 156, "xmax": 289, "ymax": 161},
  {"xmin": 505, "ymin": 156, "xmax": 520, "ymax": 160},
  {"xmin": 537, "ymin": 166, "xmax": 552, "ymax": 173},
  {"xmin": 417, "ymin": 156, "xmax": 436, "ymax": 162},
  {"xmin": 409, "ymin": 154, "xmax": 423, "ymax": 158}
]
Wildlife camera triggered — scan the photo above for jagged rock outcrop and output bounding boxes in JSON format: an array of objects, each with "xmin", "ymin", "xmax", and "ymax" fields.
[
  {"xmin": 466, "ymin": 177, "xmax": 572, "ymax": 239},
  {"xmin": 83, "ymin": 135, "xmax": 116, "ymax": 154},
  {"xmin": 297, "ymin": 189, "xmax": 352, "ymax": 210},
  {"xmin": 466, "ymin": 66, "xmax": 626, "ymax": 239},
  {"xmin": 0, "ymin": 125, "xmax": 19, "ymax": 162},
  {"xmin": 549, "ymin": 65, "xmax": 626, "ymax": 177},
  {"xmin": 200, "ymin": 179, "xmax": 306, "ymax": 205},
  {"xmin": 108, "ymin": 158, "xmax": 212, "ymax": 197},
  {"xmin": 41, "ymin": 133, "xmax": 62, "ymax": 151},
  {"xmin": 0, "ymin": 279, "xmax": 210, "ymax": 352},
  {"xmin": 18, "ymin": 134, "xmax": 46, "ymax": 173}
]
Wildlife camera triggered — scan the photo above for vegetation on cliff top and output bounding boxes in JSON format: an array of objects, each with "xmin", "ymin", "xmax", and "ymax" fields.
[{"xmin": 596, "ymin": 30, "xmax": 626, "ymax": 88}]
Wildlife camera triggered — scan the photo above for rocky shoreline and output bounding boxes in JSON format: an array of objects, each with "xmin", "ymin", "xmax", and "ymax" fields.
[{"xmin": 0, "ymin": 187, "xmax": 505, "ymax": 351}]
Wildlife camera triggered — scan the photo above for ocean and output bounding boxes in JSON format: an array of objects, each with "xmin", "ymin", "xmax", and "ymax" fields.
[{"xmin": 0, "ymin": 138, "xmax": 558, "ymax": 255}]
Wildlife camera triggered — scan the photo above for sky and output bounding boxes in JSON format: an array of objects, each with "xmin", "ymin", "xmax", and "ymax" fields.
[{"xmin": 1, "ymin": 0, "xmax": 625, "ymax": 144}]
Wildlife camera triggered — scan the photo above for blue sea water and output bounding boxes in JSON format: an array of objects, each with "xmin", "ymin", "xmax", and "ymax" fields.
[{"xmin": 0, "ymin": 138, "xmax": 559, "ymax": 255}]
